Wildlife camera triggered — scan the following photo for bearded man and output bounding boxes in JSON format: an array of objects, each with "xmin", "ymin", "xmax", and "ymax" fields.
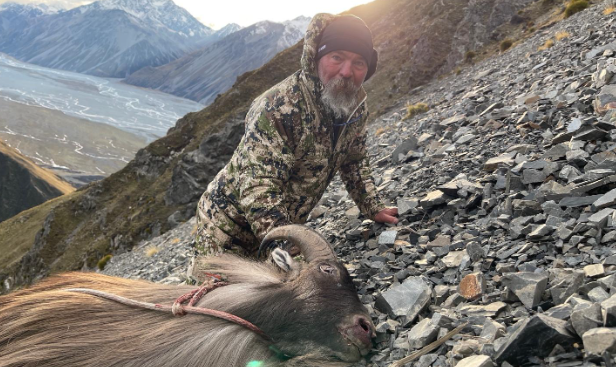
[{"xmin": 193, "ymin": 13, "xmax": 398, "ymax": 270}]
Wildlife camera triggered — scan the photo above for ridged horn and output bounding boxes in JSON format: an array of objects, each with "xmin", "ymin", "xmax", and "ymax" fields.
[{"xmin": 259, "ymin": 224, "xmax": 336, "ymax": 263}]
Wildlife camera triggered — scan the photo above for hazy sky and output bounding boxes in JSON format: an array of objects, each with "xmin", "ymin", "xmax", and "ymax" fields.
[{"xmin": 0, "ymin": 0, "xmax": 373, "ymax": 29}]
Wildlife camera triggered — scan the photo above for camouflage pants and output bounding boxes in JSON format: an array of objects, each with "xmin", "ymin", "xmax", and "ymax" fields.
[{"xmin": 190, "ymin": 191, "xmax": 261, "ymax": 283}]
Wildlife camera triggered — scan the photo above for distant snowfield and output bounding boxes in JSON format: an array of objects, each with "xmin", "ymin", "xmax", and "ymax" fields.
[{"xmin": 0, "ymin": 53, "xmax": 204, "ymax": 142}]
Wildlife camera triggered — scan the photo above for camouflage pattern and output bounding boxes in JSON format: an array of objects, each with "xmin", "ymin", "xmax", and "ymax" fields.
[{"xmin": 195, "ymin": 13, "xmax": 385, "ymax": 258}]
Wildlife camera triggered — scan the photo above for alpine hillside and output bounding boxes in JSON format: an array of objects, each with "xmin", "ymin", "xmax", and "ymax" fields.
[
  {"xmin": 6, "ymin": 0, "xmax": 616, "ymax": 365},
  {"xmin": 124, "ymin": 16, "xmax": 311, "ymax": 105},
  {"xmin": 103, "ymin": 1, "xmax": 616, "ymax": 365},
  {"xmin": 0, "ymin": 141, "xmax": 74, "ymax": 223},
  {"xmin": 0, "ymin": 0, "xmax": 566, "ymax": 298}
]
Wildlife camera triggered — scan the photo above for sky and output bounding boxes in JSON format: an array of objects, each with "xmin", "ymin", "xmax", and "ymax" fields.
[{"xmin": 0, "ymin": 0, "xmax": 374, "ymax": 29}]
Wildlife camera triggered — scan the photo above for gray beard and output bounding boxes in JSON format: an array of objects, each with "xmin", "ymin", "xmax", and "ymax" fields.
[{"xmin": 320, "ymin": 77, "xmax": 361, "ymax": 120}]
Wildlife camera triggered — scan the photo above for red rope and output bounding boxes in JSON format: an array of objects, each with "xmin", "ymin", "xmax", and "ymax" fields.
[{"xmin": 63, "ymin": 277, "xmax": 272, "ymax": 342}]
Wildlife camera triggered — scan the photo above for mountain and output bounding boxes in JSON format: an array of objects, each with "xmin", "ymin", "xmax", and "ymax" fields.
[
  {"xmin": 124, "ymin": 16, "xmax": 310, "ymax": 105},
  {"xmin": 0, "ymin": 0, "xmax": 213, "ymax": 78},
  {"xmin": 0, "ymin": 2, "xmax": 58, "ymax": 33},
  {"xmin": 211, "ymin": 23, "xmax": 243, "ymax": 40},
  {"xmin": 88, "ymin": 0, "xmax": 211, "ymax": 41},
  {"xmin": 0, "ymin": 0, "xmax": 563, "ymax": 291},
  {"xmin": 0, "ymin": 141, "xmax": 74, "ymax": 223}
]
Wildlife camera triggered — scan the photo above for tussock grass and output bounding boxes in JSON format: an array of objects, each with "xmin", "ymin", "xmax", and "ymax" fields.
[
  {"xmin": 500, "ymin": 39, "xmax": 514, "ymax": 51},
  {"xmin": 375, "ymin": 127, "xmax": 390, "ymax": 136},
  {"xmin": 604, "ymin": 6, "xmax": 616, "ymax": 15},
  {"xmin": 555, "ymin": 31, "xmax": 571, "ymax": 40},
  {"xmin": 565, "ymin": 0, "xmax": 589, "ymax": 18},
  {"xmin": 405, "ymin": 103, "xmax": 429, "ymax": 119},
  {"xmin": 538, "ymin": 38, "xmax": 555, "ymax": 51},
  {"xmin": 97, "ymin": 254, "xmax": 112, "ymax": 271},
  {"xmin": 464, "ymin": 51, "xmax": 476, "ymax": 62},
  {"xmin": 145, "ymin": 246, "xmax": 160, "ymax": 257}
]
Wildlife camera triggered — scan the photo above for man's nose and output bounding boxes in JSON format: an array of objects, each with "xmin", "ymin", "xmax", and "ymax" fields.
[{"xmin": 338, "ymin": 61, "xmax": 353, "ymax": 78}]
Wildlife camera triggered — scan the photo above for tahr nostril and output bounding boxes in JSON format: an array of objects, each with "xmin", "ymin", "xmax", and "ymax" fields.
[{"xmin": 357, "ymin": 317, "xmax": 370, "ymax": 333}]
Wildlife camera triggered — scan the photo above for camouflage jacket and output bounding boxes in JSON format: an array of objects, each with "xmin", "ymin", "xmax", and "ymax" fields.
[{"xmin": 196, "ymin": 13, "xmax": 384, "ymax": 255}]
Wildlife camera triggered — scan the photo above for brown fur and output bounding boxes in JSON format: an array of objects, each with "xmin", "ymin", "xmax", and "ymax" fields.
[{"xmin": 0, "ymin": 254, "xmax": 367, "ymax": 367}]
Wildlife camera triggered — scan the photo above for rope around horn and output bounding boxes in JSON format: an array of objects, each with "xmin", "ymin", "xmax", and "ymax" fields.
[{"xmin": 63, "ymin": 275, "xmax": 272, "ymax": 342}]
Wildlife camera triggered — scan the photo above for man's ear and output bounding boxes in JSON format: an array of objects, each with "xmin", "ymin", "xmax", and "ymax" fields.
[{"xmin": 272, "ymin": 248, "xmax": 296, "ymax": 272}]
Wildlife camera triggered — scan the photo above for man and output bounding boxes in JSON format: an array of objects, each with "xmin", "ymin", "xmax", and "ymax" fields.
[{"xmin": 194, "ymin": 13, "xmax": 398, "ymax": 262}]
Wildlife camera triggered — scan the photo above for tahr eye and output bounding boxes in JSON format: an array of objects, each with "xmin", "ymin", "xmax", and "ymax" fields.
[{"xmin": 319, "ymin": 264, "xmax": 336, "ymax": 274}]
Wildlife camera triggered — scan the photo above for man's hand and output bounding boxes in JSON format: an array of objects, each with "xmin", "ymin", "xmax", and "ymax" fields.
[{"xmin": 374, "ymin": 207, "xmax": 398, "ymax": 224}]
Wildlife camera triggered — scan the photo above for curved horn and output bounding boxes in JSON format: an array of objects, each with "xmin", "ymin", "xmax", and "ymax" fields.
[{"xmin": 258, "ymin": 225, "xmax": 336, "ymax": 263}]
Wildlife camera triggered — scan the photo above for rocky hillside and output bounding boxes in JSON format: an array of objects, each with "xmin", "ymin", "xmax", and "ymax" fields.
[
  {"xmin": 103, "ymin": 2, "xmax": 616, "ymax": 365},
  {"xmin": 124, "ymin": 17, "xmax": 311, "ymax": 105},
  {"xmin": 0, "ymin": 142, "xmax": 74, "ymax": 223},
  {"xmin": 0, "ymin": 0, "xmax": 563, "ymax": 294}
]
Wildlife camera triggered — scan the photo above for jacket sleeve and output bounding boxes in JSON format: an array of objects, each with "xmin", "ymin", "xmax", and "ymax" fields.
[
  {"xmin": 236, "ymin": 107, "xmax": 295, "ymax": 241},
  {"xmin": 339, "ymin": 128, "xmax": 386, "ymax": 219}
]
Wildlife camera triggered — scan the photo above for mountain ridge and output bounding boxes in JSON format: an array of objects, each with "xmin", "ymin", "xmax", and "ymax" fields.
[
  {"xmin": 0, "ymin": 0, "xmax": 213, "ymax": 77},
  {"xmin": 123, "ymin": 16, "xmax": 311, "ymax": 105},
  {"xmin": 0, "ymin": 141, "xmax": 74, "ymax": 223}
]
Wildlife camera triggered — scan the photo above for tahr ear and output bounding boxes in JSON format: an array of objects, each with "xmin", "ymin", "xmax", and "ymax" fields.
[{"xmin": 272, "ymin": 248, "xmax": 296, "ymax": 272}]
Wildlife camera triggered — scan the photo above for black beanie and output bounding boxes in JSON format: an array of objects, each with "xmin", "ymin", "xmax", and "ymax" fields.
[{"xmin": 316, "ymin": 15, "xmax": 378, "ymax": 81}]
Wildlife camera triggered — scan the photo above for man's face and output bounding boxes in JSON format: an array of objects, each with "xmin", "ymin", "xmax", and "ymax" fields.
[
  {"xmin": 317, "ymin": 50, "xmax": 368, "ymax": 118},
  {"xmin": 317, "ymin": 50, "xmax": 368, "ymax": 88}
]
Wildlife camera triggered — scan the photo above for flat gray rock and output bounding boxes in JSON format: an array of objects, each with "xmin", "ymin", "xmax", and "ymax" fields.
[
  {"xmin": 583, "ymin": 328, "xmax": 616, "ymax": 355},
  {"xmin": 502, "ymin": 272, "xmax": 548, "ymax": 309},
  {"xmin": 494, "ymin": 315, "xmax": 576, "ymax": 366},
  {"xmin": 375, "ymin": 277, "xmax": 432, "ymax": 326},
  {"xmin": 593, "ymin": 188, "xmax": 616, "ymax": 210}
]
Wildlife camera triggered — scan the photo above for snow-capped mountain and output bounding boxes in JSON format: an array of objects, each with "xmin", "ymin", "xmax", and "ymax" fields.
[
  {"xmin": 0, "ymin": 2, "xmax": 60, "ymax": 15},
  {"xmin": 0, "ymin": 0, "xmax": 213, "ymax": 78},
  {"xmin": 124, "ymin": 16, "xmax": 310, "ymax": 105},
  {"xmin": 212, "ymin": 23, "xmax": 243, "ymax": 40},
  {"xmin": 85, "ymin": 0, "xmax": 213, "ymax": 40},
  {"xmin": 0, "ymin": 2, "xmax": 58, "ymax": 33}
]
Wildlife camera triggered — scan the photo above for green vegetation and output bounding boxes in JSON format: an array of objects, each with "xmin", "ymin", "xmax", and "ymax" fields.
[
  {"xmin": 565, "ymin": 0, "xmax": 589, "ymax": 17},
  {"xmin": 500, "ymin": 39, "xmax": 514, "ymax": 51},
  {"xmin": 405, "ymin": 102, "xmax": 429, "ymax": 119},
  {"xmin": 97, "ymin": 254, "xmax": 112, "ymax": 270}
]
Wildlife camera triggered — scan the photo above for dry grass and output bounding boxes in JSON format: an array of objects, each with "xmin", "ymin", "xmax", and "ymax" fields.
[
  {"xmin": 172, "ymin": 238, "xmax": 181, "ymax": 244},
  {"xmin": 464, "ymin": 50, "xmax": 476, "ymax": 62},
  {"xmin": 500, "ymin": 39, "xmax": 514, "ymax": 51},
  {"xmin": 604, "ymin": 6, "xmax": 616, "ymax": 15},
  {"xmin": 375, "ymin": 127, "xmax": 388, "ymax": 136},
  {"xmin": 565, "ymin": 0, "xmax": 589, "ymax": 17},
  {"xmin": 405, "ymin": 102, "xmax": 429, "ymax": 119},
  {"xmin": 555, "ymin": 31, "xmax": 571, "ymax": 40},
  {"xmin": 145, "ymin": 246, "xmax": 160, "ymax": 257},
  {"xmin": 0, "ymin": 142, "xmax": 75, "ymax": 195},
  {"xmin": 538, "ymin": 38, "xmax": 555, "ymax": 51}
]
